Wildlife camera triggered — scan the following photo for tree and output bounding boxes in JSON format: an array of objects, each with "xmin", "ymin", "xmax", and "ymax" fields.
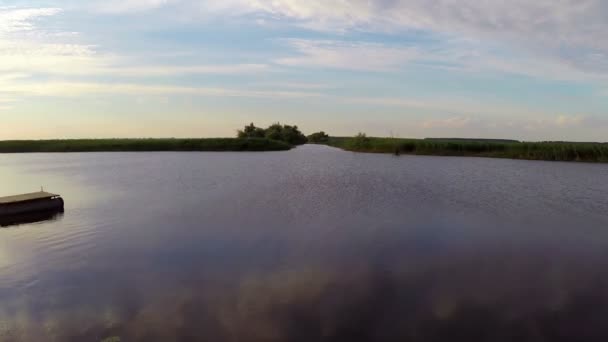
[
  {"xmin": 279, "ymin": 124, "xmax": 308, "ymax": 145},
  {"xmin": 237, "ymin": 123, "xmax": 266, "ymax": 138},
  {"xmin": 308, "ymin": 131, "xmax": 330, "ymax": 143},
  {"xmin": 264, "ymin": 123, "xmax": 284, "ymax": 141},
  {"xmin": 351, "ymin": 132, "xmax": 371, "ymax": 150},
  {"xmin": 236, "ymin": 123, "xmax": 308, "ymax": 146}
]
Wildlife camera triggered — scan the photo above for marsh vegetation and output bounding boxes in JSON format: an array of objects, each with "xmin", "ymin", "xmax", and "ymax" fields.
[
  {"xmin": 1, "ymin": 124, "xmax": 606, "ymax": 162},
  {"xmin": 326, "ymin": 136, "xmax": 608, "ymax": 162}
]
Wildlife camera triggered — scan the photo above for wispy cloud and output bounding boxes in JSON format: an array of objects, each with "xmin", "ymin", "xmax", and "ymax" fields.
[
  {"xmin": 346, "ymin": 96, "xmax": 546, "ymax": 119},
  {"xmin": 0, "ymin": 73, "xmax": 29, "ymax": 82},
  {"xmin": 422, "ymin": 116, "xmax": 472, "ymax": 129},
  {"xmin": 252, "ymin": 82, "xmax": 333, "ymax": 90},
  {"xmin": 0, "ymin": 96, "xmax": 16, "ymax": 111},
  {"xmin": 0, "ymin": 99, "xmax": 14, "ymax": 111},
  {"xmin": 2, "ymin": 1, "xmax": 607, "ymax": 141},
  {"xmin": 0, "ymin": 7, "xmax": 61, "ymax": 33},
  {"xmin": 555, "ymin": 115, "xmax": 584, "ymax": 127},
  {"xmin": 0, "ymin": 43, "xmax": 271, "ymax": 77},
  {"xmin": 519, "ymin": 115, "xmax": 608, "ymax": 135},
  {"xmin": 103, "ymin": 64, "xmax": 271, "ymax": 76},
  {"xmin": 0, "ymin": 41, "xmax": 109, "ymax": 75},
  {"xmin": 0, "ymin": 5, "xmax": 280, "ymax": 107},
  {"xmin": 276, "ymin": 39, "xmax": 419, "ymax": 71},
  {"xmin": 94, "ymin": 0, "xmax": 176, "ymax": 13},
  {"xmin": 272, "ymin": 35, "xmax": 608, "ymax": 81},
  {"xmin": 6, "ymin": 3, "xmax": 607, "ymax": 80},
  {"xmin": 5, "ymin": 81, "xmax": 324, "ymax": 99},
  {"xmin": 102, "ymin": 0, "xmax": 608, "ymax": 79},
  {"xmin": 0, "ymin": 6, "xmax": 111, "ymax": 78}
]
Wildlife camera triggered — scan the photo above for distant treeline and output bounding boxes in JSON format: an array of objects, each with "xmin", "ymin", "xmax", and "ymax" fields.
[
  {"xmin": 2, "ymin": 125, "xmax": 607, "ymax": 162},
  {"xmin": 238, "ymin": 124, "xmax": 332, "ymax": 145},
  {"xmin": 238, "ymin": 123, "xmax": 308, "ymax": 145},
  {"xmin": 0, "ymin": 138, "xmax": 291, "ymax": 153},
  {"xmin": 326, "ymin": 135, "xmax": 608, "ymax": 163}
]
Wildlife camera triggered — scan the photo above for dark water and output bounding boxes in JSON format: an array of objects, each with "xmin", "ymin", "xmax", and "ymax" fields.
[{"xmin": 1, "ymin": 145, "xmax": 608, "ymax": 341}]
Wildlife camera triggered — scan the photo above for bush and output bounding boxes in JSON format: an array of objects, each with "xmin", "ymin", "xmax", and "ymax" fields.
[
  {"xmin": 237, "ymin": 123, "xmax": 266, "ymax": 139},
  {"xmin": 237, "ymin": 123, "xmax": 308, "ymax": 146},
  {"xmin": 350, "ymin": 133, "xmax": 372, "ymax": 150},
  {"xmin": 308, "ymin": 131, "xmax": 330, "ymax": 143}
]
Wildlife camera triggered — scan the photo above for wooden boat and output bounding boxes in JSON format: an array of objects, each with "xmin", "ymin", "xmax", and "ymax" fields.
[
  {"xmin": 0, "ymin": 191, "xmax": 64, "ymax": 217},
  {"xmin": 0, "ymin": 210, "xmax": 64, "ymax": 227}
]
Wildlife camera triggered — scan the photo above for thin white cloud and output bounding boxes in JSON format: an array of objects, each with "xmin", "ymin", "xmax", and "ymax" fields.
[
  {"xmin": 105, "ymin": 64, "xmax": 271, "ymax": 76},
  {"xmin": 0, "ymin": 41, "xmax": 271, "ymax": 77},
  {"xmin": 0, "ymin": 7, "xmax": 61, "ymax": 33},
  {"xmin": 0, "ymin": 6, "xmax": 274, "ymax": 78},
  {"xmin": 346, "ymin": 96, "xmax": 547, "ymax": 119},
  {"xmin": 0, "ymin": 6, "xmax": 112, "ymax": 78},
  {"xmin": 236, "ymin": 1, "xmax": 608, "ymax": 52},
  {"xmin": 276, "ymin": 39, "xmax": 419, "ymax": 71},
  {"xmin": 0, "ymin": 73, "xmax": 29, "ymax": 82},
  {"xmin": 555, "ymin": 115, "xmax": 584, "ymax": 127},
  {"xmin": 422, "ymin": 116, "xmax": 472, "ymax": 129},
  {"xmin": 95, "ymin": 0, "xmax": 176, "ymax": 13},
  {"xmin": 253, "ymin": 82, "xmax": 332, "ymax": 90},
  {"xmin": 0, "ymin": 94, "xmax": 16, "ymax": 110},
  {"xmin": 5, "ymin": 81, "xmax": 323, "ymax": 99},
  {"xmin": 273, "ymin": 37, "xmax": 608, "ymax": 80},
  {"xmin": 144, "ymin": 1, "xmax": 608, "ymax": 51},
  {"xmin": 520, "ymin": 115, "xmax": 608, "ymax": 133},
  {"xmin": 0, "ymin": 40, "xmax": 110, "ymax": 75}
]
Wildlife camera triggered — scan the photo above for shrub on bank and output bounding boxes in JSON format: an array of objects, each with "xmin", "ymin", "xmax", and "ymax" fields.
[
  {"xmin": 237, "ymin": 123, "xmax": 308, "ymax": 146},
  {"xmin": 308, "ymin": 131, "xmax": 330, "ymax": 143}
]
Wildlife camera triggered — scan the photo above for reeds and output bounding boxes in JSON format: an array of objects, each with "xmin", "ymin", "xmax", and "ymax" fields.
[{"xmin": 327, "ymin": 137, "xmax": 608, "ymax": 162}]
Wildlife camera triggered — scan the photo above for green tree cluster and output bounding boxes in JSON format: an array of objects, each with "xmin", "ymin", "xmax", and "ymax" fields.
[
  {"xmin": 308, "ymin": 131, "xmax": 330, "ymax": 143},
  {"xmin": 238, "ymin": 123, "xmax": 308, "ymax": 145}
]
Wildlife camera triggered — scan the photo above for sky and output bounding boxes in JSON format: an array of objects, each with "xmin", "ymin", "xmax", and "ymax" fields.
[{"xmin": 0, "ymin": 0, "xmax": 607, "ymax": 141}]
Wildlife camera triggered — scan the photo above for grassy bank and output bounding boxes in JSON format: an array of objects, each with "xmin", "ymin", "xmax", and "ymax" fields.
[
  {"xmin": 326, "ymin": 136, "xmax": 608, "ymax": 163},
  {"xmin": 0, "ymin": 138, "xmax": 292, "ymax": 153}
]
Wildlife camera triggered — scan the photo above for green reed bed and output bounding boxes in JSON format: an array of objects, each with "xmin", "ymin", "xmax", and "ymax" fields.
[
  {"xmin": 0, "ymin": 138, "xmax": 292, "ymax": 153},
  {"xmin": 326, "ymin": 136, "xmax": 608, "ymax": 162}
]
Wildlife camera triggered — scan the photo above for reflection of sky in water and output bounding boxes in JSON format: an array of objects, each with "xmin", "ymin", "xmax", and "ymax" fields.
[{"xmin": 1, "ymin": 146, "xmax": 608, "ymax": 341}]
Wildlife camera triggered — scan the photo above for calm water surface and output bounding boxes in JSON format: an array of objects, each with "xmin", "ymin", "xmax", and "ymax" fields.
[{"xmin": 1, "ymin": 145, "xmax": 608, "ymax": 341}]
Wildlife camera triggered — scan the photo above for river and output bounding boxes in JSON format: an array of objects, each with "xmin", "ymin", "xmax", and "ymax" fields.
[{"xmin": 1, "ymin": 145, "xmax": 608, "ymax": 341}]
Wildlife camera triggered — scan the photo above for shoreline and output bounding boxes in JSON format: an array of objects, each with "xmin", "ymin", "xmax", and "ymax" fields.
[
  {"xmin": 0, "ymin": 138, "xmax": 292, "ymax": 153},
  {"xmin": 323, "ymin": 137, "xmax": 608, "ymax": 163},
  {"xmin": 2, "ymin": 137, "xmax": 607, "ymax": 163}
]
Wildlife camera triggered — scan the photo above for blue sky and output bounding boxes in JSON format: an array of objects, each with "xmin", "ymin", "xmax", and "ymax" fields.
[{"xmin": 1, "ymin": 0, "xmax": 607, "ymax": 141}]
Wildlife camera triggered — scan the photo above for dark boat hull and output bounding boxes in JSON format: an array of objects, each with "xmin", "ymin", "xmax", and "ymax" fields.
[
  {"xmin": 0, "ymin": 209, "xmax": 64, "ymax": 227},
  {"xmin": 0, "ymin": 197, "xmax": 64, "ymax": 216}
]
